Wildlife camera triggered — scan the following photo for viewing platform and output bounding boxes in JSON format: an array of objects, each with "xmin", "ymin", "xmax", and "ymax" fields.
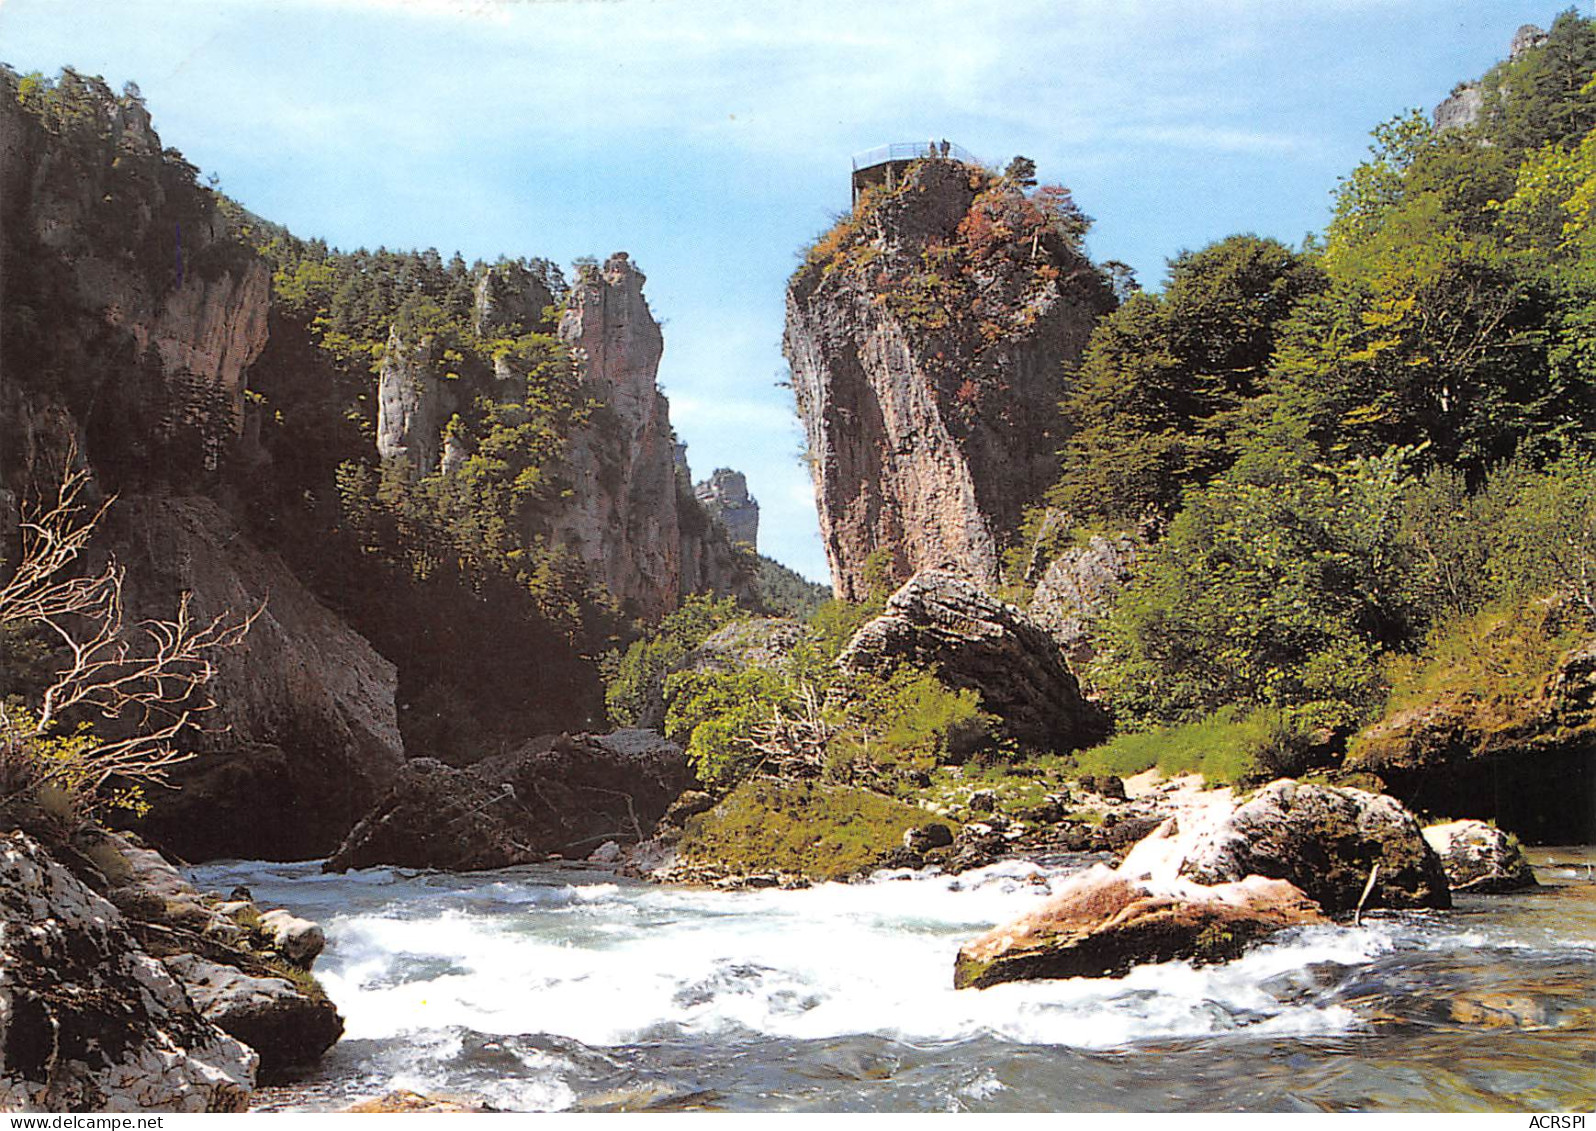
[{"xmin": 851, "ymin": 140, "xmax": 977, "ymax": 204}]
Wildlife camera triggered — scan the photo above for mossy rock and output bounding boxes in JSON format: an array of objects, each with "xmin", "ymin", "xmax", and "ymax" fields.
[{"xmin": 678, "ymin": 777, "xmax": 938, "ymax": 881}]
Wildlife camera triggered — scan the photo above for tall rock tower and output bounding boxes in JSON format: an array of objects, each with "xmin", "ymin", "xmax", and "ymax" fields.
[
  {"xmin": 553, "ymin": 254, "xmax": 746, "ymax": 619},
  {"xmin": 695, "ymin": 468, "xmax": 759, "ymax": 550},
  {"xmin": 784, "ymin": 154, "xmax": 1114, "ymax": 600}
]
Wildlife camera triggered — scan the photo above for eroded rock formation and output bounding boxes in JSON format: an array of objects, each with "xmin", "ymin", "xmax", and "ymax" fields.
[
  {"xmin": 785, "ymin": 158, "xmax": 1114, "ymax": 598},
  {"xmin": 541, "ymin": 253, "xmax": 745, "ymax": 620},
  {"xmin": 0, "ymin": 832, "xmax": 257, "ymax": 1112}
]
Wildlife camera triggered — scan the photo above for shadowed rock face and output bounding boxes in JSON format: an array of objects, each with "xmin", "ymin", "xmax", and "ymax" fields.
[
  {"xmin": 0, "ymin": 832, "xmax": 257, "ymax": 1112},
  {"xmin": 839, "ymin": 571, "xmax": 1105, "ymax": 752},
  {"xmin": 324, "ymin": 730, "xmax": 691, "ymax": 873},
  {"xmin": 1350, "ymin": 636, "xmax": 1596, "ymax": 844},
  {"xmin": 108, "ymin": 497, "xmax": 405, "ymax": 861},
  {"xmin": 785, "ymin": 160, "xmax": 1114, "ymax": 600}
]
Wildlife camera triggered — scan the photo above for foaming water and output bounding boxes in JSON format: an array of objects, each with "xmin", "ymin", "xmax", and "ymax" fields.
[{"xmin": 189, "ymin": 849, "xmax": 1596, "ymax": 1112}]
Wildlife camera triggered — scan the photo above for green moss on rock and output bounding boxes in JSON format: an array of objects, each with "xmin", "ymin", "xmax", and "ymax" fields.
[{"xmin": 677, "ymin": 777, "xmax": 935, "ymax": 881}]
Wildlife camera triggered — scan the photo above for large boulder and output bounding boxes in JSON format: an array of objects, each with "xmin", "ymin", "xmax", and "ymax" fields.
[
  {"xmin": 954, "ymin": 779, "xmax": 1448, "ymax": 989},
  {"xmin": 1422, "ymin": 820, "xmax": 1537, "ymax": 893},
  {"xmin": 325, "ymin": 730, "xmax": 691, "ymax": 872},
  {"xmin": 1164, "ymin": 780, "xmax": 1452, "ymax": 913},
  {"xmin": 0, "ymin": 832, "xmax": 256, "ymax": 1112},
  {"xmin": 954, "ymin": 865, "xmax": 1325, "ymax": 988},
  {"xmin": 161, "ymin": 955, "xmax": 342, "ymax": 1084},
  {"xmin": 838, "ymin": 571, "xmax": 1104, "ymax": 751}
]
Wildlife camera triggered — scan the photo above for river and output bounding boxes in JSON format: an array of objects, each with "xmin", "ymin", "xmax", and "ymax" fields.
[{"xmin": 189, "ymin": 848, "xmax": 1595, "ymax": 1113}]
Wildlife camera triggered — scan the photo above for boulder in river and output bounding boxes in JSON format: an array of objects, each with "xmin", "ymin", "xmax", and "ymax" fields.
[
  {"xmin": 325, "ymin": 729, "xmax": 690, "ymax": 872},
  {"xmin": 0, "ymin": 832, "xmax": 257, "ymax": 1111},
  {"xmin": 956, "ymin": 779, "xmax": 1447, "ymax": 988},
  {"xmin": 954, "ymin": 865, "xmax": 1326, "ymax": 988},
  {"xmin": 1422, "ymin": 819, "xmax": 1537, "ymax": 893},
  {"xmin": 161, "ymin": 955, "xmax": 343, "ymax": 1083},
  {"xmin": 1165, "ymin": 779, "xmax": 1452, "ymax": 913}
]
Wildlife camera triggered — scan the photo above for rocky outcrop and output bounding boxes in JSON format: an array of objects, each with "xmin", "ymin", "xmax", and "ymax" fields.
[
  {"xmin": 1027, "ymin": 532, "xmax": 1138, "ymax": 664},
  {"xmin": 375, "ymin": 327, "xmax": 449, "ymax": 475},
  {"xmin": 161, "ymin": 955, "xmax": 342, "ymax": 1083},
  {"xmin": 325, "ymin": 730, "xmax": 690, "ymax": 872},
  {"xmin": 1423, "ymin": 820, "xmax": 1537, "ymax": 893},
  {"xmin": 473, "ymin": 260, "xmax": 555, "ymax": 336},
  {"xmin": 1510, "ymin": 23, "xmax": 1549, "ymax": 59},
  {"xmin": 695, "ymin": 468, "xmax": 759, "ymax": 549},
  {"xmin": 1349, "ymin": 635, "xmax": 1596, "ymax": 844},
  {"xmin": 0, "ymin": 832, "xmax": 257, "ymax": 1112},
  {"xmin": 84, "ymin": 830, "xmax": 343, "ymax": 1082},
  {"xmin": 1, "ymin": 76, "xmax": 269, "ymax": 440},
  {"xmin": 954, "ymin": 866, "xmax": 1326, "ymax": 988},
  {"xmin": 107, "ymin": 496, "xmax": 404, "ymax": 860},
  {"xmin": 1434, "ymin": 84, "xmax": 1484, "ymax": 131},
  {"xmin": 1157, "ymin": 780, "xmax": 1452, "ymax": 913},
  {"xmin": 550, "ymin": 253, "xmax": 746, "ymax": 619},
  {"xmin": 1434, "ymin": 24, "xmax": 1548, "ymax": 132},
  {"xmin": 785, "ymin": 158, "xmax": 1114, "ymax": 599},
  {"xmin": 838, "ymin": 571, "xmax": 1104, "ymax": 751}
]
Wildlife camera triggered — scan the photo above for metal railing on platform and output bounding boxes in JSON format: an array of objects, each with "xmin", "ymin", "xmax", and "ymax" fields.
[{"xmin": 851, "ymin": 141, "xmax": 978, "ymax": 171}]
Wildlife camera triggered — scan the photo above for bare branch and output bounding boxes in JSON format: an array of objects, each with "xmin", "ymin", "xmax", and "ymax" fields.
[{"xmin": 1, "ymin": 458, "xmax": 259, "ymax": 812}]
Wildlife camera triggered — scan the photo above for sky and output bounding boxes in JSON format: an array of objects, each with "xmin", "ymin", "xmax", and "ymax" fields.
[{"xmin": 0, "ymin": 0, "xmax": 1586, "ymax": 585}]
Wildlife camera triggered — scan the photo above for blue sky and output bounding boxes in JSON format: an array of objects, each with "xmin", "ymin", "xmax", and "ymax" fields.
[{"xmin": 0, "ymin": 0, "xmax": 1584, "ymax": 584}]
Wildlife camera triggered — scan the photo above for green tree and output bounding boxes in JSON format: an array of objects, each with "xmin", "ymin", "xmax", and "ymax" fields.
[
  {"xmin": 1090, "ymin": 449, "xmax": 1409, "ymax": 725},
  {"xmin": 1049, "ymin": 235, "xmax": 1324, "ymax": 526}
]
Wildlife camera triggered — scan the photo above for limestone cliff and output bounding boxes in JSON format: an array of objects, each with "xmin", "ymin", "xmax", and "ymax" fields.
[
  {"xmin": 0, "ymin": 71, "xmax": 403, "ymax": 859},
  {"xmin": 375, "ymin": 327, "xmax": 449, "ymax": 474},
  {"xmin": 1433, "ymin": 23, "xmax": 1548, "ymax": 131},
  {"xmin": 2, "ymin": 73, "xmax": 269, "ymax": 445},
  {"xmin": 785, "ymin": 158, "xmax": 1114, "ymax": 600},
  {"xmin": 550, "ymin": 253, "xmax": 747, "ymax": 619}
]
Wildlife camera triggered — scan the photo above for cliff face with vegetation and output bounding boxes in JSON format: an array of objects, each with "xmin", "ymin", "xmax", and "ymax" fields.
[
  {"xmin": 551, "ymin": 253, "xmax": 748, "ymax": 620},
  {"xmin": 0, "ymin": 67, "xmax": 752, "ymax": 857},
  {"xmin": 785, "ymin": 158, "xmax": 1115, "ymax": 599}
]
